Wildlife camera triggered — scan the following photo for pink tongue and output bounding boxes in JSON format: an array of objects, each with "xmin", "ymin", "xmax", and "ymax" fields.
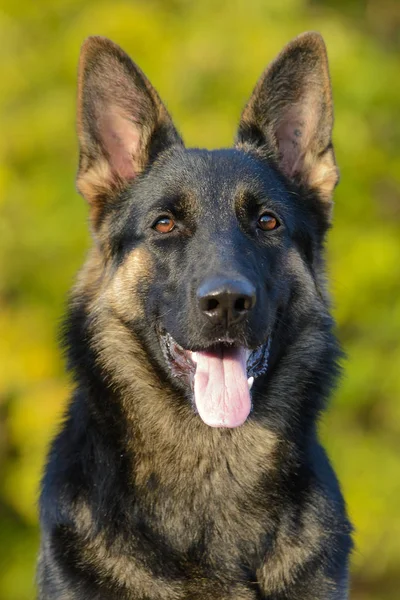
[{"xmin": 193, "ymin": 346, "xmax": 250, "ymax": 428}]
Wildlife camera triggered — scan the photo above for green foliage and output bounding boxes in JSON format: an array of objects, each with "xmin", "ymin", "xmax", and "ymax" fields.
[{"xmin": 0, "ymin": 0, "xmax": 399, "ymax": 597}]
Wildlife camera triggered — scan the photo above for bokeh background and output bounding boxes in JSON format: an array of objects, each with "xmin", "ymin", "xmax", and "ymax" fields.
[{"xmin": 0, "ymin": 0, "xmax": 399, "ymax": 598}]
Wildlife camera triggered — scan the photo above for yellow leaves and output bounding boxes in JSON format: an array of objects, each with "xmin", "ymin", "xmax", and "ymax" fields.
[
  {"xmin": 323, "ymin": 427, "xmax": 400, "ymax": 577},
  {"xmin": 0, "ymin": 305, "xmax": 68, "ymax": 525},
  {"xmin": 2, "ymin": 381, "xmax": 68, "ymax": 524},
  {"xmin": 0, "ymin": 302, "xmax": 68, "ymax": 525},
  {"xmin": 0, "ymin": 306, "xmax": 63, "ymax": 389},
  {"xmin": 330, "ymin": 229, "xmax": 400, "ymax": 326}
]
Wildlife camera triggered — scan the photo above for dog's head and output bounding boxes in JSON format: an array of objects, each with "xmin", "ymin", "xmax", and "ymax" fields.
[{"xmin": 75, "ymin": 34, "xmax": 338, "ymax": 428}]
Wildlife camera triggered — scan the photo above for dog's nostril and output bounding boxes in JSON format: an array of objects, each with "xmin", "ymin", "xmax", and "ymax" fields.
[
  {"xmin": 206, "ymin": 298, "xmax": 219, "ymax": 312},
  {"xmin": 234, "ymin": 297, "xmax": 248, "ymax": 312}
]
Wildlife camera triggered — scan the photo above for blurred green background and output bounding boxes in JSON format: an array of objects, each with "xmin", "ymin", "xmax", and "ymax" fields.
[{"xmin": 0, "ymin": 0, "xmax": 399, "ymax": 598}]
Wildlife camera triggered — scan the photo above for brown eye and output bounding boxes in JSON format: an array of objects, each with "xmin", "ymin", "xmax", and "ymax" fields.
[
  {"xmin": 153, "ymin": 216, "xmax": 175, "ymax": 234},
  {"xmin": 257, "ymin": 213, "xmax": 280, "ymax": 231}
]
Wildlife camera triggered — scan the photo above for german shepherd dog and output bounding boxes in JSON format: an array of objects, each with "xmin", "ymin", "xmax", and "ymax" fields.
[{"xmin": 38, "ymin": 32, "xmax": 353, "ymax": 599}]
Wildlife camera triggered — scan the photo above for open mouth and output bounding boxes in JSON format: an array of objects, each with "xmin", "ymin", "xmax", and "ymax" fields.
[{"xmin": 158, "ymin": 330, "xmax": 271, "ymax": 429}]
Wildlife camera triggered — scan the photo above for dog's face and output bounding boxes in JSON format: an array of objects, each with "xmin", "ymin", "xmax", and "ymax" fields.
[{"xmin": 76, "ymin": 34, "xmax": 338, "ymax": 428}]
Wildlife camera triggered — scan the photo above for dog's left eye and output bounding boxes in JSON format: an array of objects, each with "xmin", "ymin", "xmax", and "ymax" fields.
[
  {"xmin": 257, "ymin": 213, "xmax": 280, "ymax": 231},
  {"xmin": 153, "ymin": 216, "xmax": 176, "ymax": 234}
]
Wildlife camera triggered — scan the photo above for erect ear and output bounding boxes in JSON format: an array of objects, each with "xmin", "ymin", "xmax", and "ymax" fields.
[
  {"xmin": 236, "ymin": 32, "xmax": 338, "ymax": 209},
  {"xmin": 77, "ymin": 36, "xmax": 183, "ymax": 224}
]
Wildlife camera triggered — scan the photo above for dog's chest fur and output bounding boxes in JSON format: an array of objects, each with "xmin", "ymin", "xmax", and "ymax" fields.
[
  {"xmin": 109, "ymin": 369, "xmax": 281, "ymax": 561},
  {"xmin": 134, "ymin": 430, "xmax": 276, "ymax": 558},
  {"xmin": 68, "ymin": 420, "xmax": 280, "ymax": 598}
]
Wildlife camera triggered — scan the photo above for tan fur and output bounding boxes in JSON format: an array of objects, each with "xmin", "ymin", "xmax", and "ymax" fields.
[
  {"xmin": 74, "ymin": 500, "xmax": 261, "ymax": 599},
  {"xmin": 76, "ymin": 158, "xmax": 125, "ymax": 229},
  {"xmin": 307, "ymin": 151, "xmax": 339, "ymax": 203},
  {"xmin": 76, "ymin": 158, "xmax": 113, "ymax": 202},
  {"xmin": 105, "ymin": 247, "xmax": 153, "ymax": 320},
  {"xmin": 72, "ymin": 246, "xmax": 106, "ymax": 301},
  {"xmin": 74, "ymin": 502, "xmax": 184, "ymax": 599},
  {"xmin": 257, "ymin": 507, "xmax": 328, "ymax": 595}
]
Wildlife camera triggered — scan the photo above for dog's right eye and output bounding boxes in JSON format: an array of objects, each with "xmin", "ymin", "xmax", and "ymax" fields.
[
  {"xmin": 257, "ymin": 212, "xmax": 280, "ymax": 232},
  {"xmin": 153, "ymin": 216, "xmax": 176, "ymax": 234}
]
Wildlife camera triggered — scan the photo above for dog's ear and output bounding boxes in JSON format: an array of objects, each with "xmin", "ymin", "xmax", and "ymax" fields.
[
  {"xmin": 236, "ymin": 32, "xmax": 338, "ymax": 209},
  {"xmin": 77, "ymin": 36, "xmax": 183, "ymax": 223}
]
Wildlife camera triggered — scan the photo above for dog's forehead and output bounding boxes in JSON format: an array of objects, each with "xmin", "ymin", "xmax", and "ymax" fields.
[{"xmin": 147, "ymin": 147, "xmax": 285, "ymax": 206}]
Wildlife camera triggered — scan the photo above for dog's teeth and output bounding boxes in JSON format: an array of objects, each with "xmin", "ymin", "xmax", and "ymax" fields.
[{"xmin": 247, "ymin": 377, "xmax": 254, "ymax": 390}]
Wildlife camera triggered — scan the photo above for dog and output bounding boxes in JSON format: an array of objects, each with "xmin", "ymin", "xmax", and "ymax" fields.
[{"xmin": 38, "ymin": 32, "xmax": 353, "ymax": 599}]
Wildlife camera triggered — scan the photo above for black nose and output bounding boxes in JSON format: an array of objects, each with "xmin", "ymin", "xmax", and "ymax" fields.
[{"xmin": 197, "ymin": 277, "xmax": 256, "ymax": 327}]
